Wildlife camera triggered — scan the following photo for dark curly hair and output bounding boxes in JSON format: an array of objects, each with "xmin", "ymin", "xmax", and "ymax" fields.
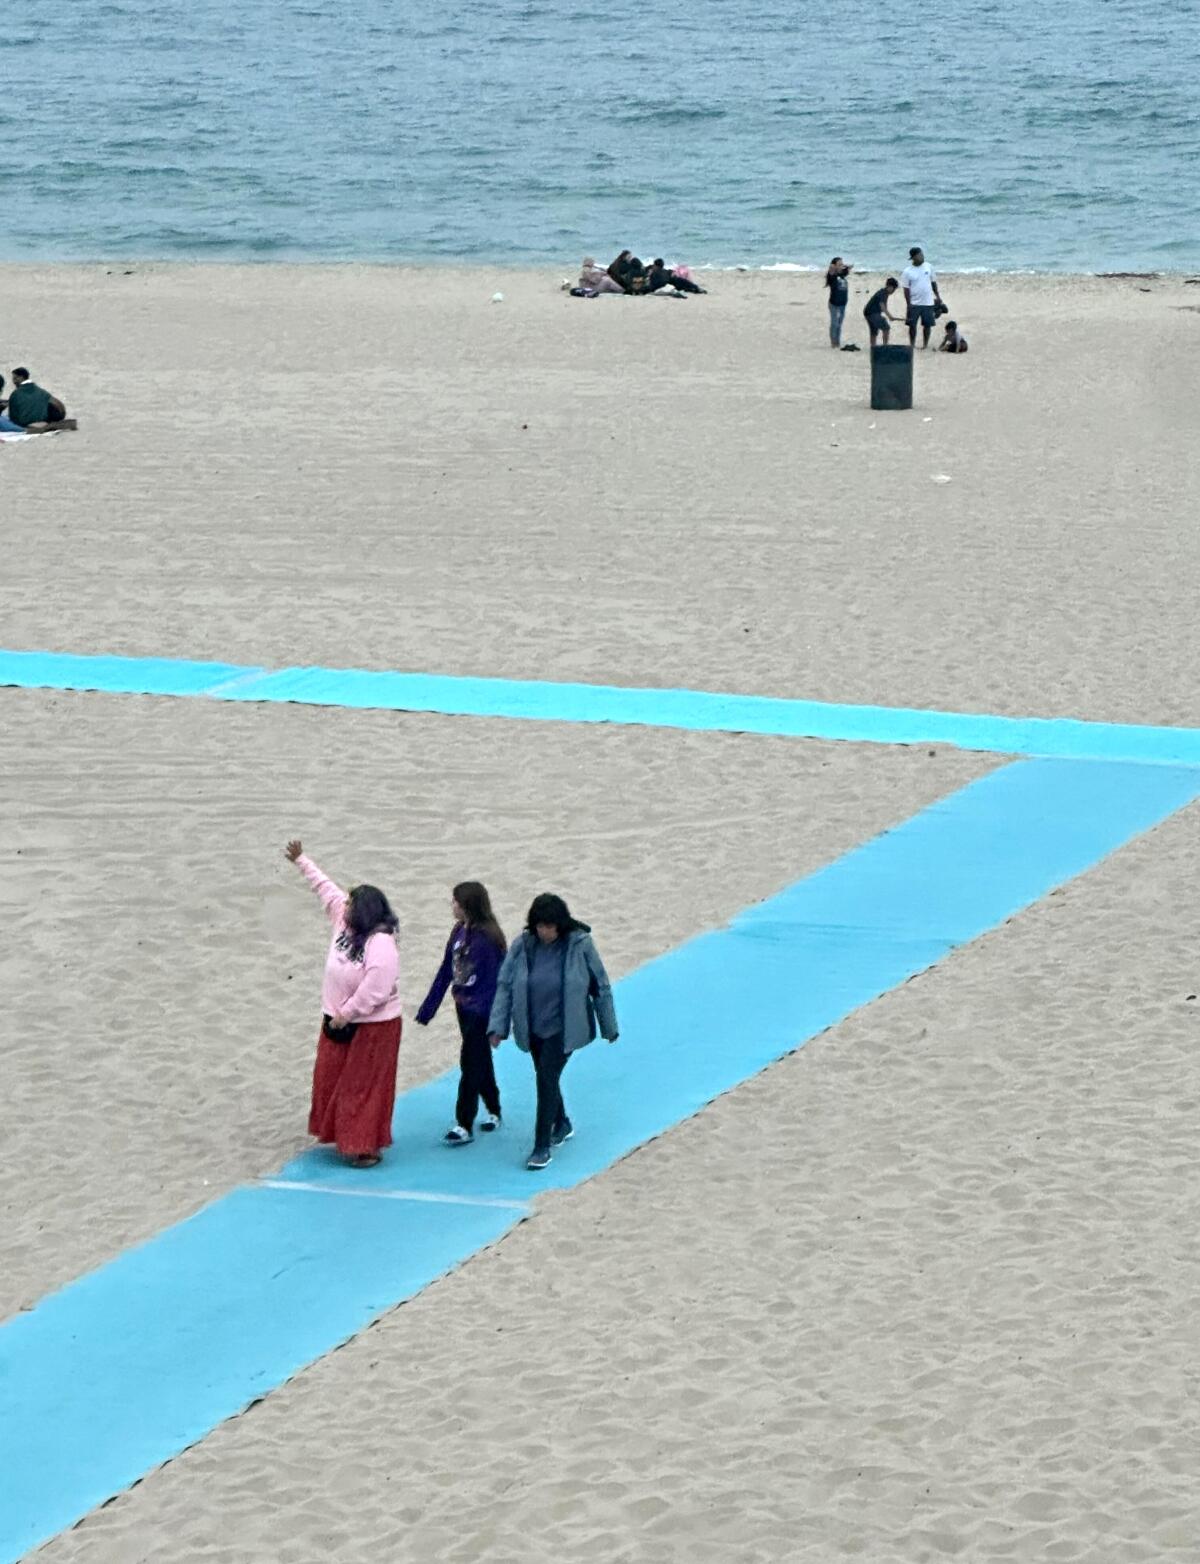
[
  {"xmin": 525, "ymin": 892, "xmax": 589, "ymax": 940},
  {"xmin": 336, "ymin": 884, "xmax": 399, "ymax": 962}
]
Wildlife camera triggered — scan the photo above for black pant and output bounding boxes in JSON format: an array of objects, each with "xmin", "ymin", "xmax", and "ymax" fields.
[
  {"xmin": 529, "ymin": 1032, "xmax": 570, "ymax": 1153},
  {"xmin": 456, "ymin": 1006, "xmax": 501, "ymax": 1131}
]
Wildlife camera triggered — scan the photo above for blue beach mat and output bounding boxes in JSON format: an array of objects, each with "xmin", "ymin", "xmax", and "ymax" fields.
[
  {"xmin": 3, "ymin": 647, "xmax": 1200, "ymax": 764},
  {"xmin": 2, "ymin": 757, "xmax": 1198, "ymax": 1561}
]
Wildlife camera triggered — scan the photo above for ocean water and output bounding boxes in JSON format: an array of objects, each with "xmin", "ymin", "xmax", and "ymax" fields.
[{"xmin": 2, "ymin": 0, "xmax": 1197, "ymax": 271}]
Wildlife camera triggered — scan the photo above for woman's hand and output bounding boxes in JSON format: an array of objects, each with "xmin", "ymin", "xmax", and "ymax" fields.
[
  {"xmin": 330, "ymin": 1014, "xmax": 348, "ymax": 1029},
  {"xmin": 488, "ymin": 1033, "xmax": 502, "ymax": 1049},
  {"xmin": 285, "ymin": 839, "xmax": 303, "ymax": 862}
]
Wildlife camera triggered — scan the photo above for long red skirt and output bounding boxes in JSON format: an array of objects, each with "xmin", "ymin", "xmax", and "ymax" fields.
[{"xmin": 309, "ymin": 1016, "xmax": 402, "ymax": 1158}]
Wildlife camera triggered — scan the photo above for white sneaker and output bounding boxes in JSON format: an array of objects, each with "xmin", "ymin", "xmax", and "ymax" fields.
[{"xmin": 443, "ymin": 1126, "xmax": 473, "ymax": 1146}]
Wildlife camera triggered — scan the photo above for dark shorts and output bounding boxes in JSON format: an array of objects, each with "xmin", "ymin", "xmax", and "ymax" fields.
[
  {"xmin": 864, "ymin": 311, "xmax": 889, "ymax": 334},
  {"xmin": 907, "ymin": 303, "xmax": 936, "ymax": 330}
]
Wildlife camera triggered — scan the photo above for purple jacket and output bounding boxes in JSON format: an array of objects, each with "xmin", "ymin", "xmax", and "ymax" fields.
[{"xmin": 416, "ymin": 925, "xmax": 505, "ymax": 1024}]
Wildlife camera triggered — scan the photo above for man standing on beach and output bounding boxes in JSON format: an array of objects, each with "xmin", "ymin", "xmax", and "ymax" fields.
[{"xmin": 900, "ymin": 247, "xmax": 942, "ymax": 348}]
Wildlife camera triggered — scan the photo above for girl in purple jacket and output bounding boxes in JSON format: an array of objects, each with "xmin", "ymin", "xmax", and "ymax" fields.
[{"xmin": 416, "ymin": 881, "xmax": 507, "ymax": 1144}]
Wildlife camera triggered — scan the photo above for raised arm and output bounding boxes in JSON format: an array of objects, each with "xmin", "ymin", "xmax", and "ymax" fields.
[
  {"xmin": 285, "ymin": 839, "xmax": 346, "ymax": 926},
  {"xmin": 339, "ymin": 933, "xmax": 399, "ymax": 1023}
]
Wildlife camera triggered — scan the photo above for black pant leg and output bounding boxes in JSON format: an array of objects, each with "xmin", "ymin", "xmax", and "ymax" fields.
[
  {"xmin": 530, "ymin": 1032, "xmax": 568, "ymax": 1152},
  {"xmin": 455, "ymin": 1006, "xmax": 482, "ymax": 1130},
  {"xmin": 457, "ymin": 1006, "xmax": 500, "ymax": 1124}
]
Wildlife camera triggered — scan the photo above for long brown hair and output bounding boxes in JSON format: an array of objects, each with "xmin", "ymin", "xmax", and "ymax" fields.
[{"xmin": 454, "ymin": 881, "xmax": 506, "ymax": 951}]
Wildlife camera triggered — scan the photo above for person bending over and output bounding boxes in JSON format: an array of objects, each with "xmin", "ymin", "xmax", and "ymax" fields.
[
  {"xmin": 7, "ymin": 367, "xmax": 77, "ymax": 430},
  {"xmin": 939, "ymin": 320, "xmax": 969, "ymax": 353},
  {"xmin": 863, "ymin": 278, "xmax": 901, "ymax": 345}
]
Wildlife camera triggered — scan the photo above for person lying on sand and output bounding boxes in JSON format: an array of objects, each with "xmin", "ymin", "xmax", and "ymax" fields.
[
  {"xmin": 938, "ymin": 320, "xmax": 969, "ymax": 353},
  {"xmin": 6, "ymin": 367, "xmax": 77, "ymax": 430},
  {"xmin": 645, "ymin": 258, "xmax": 707, "ymax": 295},
  {"xmin": 578, "ymin": 257, "xmax": 626, "ymax": 294}
]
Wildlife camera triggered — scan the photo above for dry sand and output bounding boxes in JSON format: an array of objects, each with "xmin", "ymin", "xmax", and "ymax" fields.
[
  {"xmin": 1, "ymin": 264, "xmax": 1199, "ymax": 724},
  {"xmin": 0, "ymin": 687, "xmax": 990, "ymax": 1318},
  {"xmin": 3, "ymin": 266, "xmax": 1200, "ymax": 1562}
]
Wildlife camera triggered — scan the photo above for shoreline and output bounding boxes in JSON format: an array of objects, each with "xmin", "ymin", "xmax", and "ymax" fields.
[{"xmin": 2, "ymin": 258, "xmax": 1199, "ymax": 281}]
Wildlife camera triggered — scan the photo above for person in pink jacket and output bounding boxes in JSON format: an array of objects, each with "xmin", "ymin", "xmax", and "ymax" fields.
[{"xmin": 286, "ymin": 839, "xmax": 403, "ymax": 1167}]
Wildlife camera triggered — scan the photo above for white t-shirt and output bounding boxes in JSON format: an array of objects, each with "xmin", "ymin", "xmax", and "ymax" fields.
[{"xmin": 901, "ymin": 262, "xmax": 937, "ymax": 306}]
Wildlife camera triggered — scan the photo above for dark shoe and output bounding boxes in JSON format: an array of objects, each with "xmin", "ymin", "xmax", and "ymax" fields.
[
  {"xmin": 526, "ymin": 1147, "xmax": 552, "ymax": 1171},
  {"xmin": 551, "ymin": 1119, "xmax": 574, "ymax": 1146},
  {"xmin": 479, "ymin": 1113, "xmax": 501, "ymax": 1133},
  {"xmin": 443, "ymin": 1126, "xmax": 473, "ymax": 1146}
]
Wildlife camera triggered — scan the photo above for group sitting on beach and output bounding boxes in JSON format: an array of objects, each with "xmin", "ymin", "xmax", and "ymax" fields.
[
  {"xmin": 0, "ymin": 367, "xmax": 77, "ymax": 432},
  {"xmin": 573, "ymin": 250, "xmax": 707, "ymax": 297}
]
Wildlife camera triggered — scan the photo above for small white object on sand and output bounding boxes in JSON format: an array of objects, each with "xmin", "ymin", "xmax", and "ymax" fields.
[
  {"xmin": 491, "ymin": 291, "xmax": 505, "ymax": 303},
  {"xmin": 932, "ymin": 474, "xmax": 952, "ymax": 484}
]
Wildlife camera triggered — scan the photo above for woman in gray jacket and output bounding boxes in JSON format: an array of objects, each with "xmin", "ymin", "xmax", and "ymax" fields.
[{"xmin": 488, "ymin": 892, "xmax": 618, "ymax": 1170}]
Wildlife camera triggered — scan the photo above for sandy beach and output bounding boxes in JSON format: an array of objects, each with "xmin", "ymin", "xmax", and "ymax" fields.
[
  {"xmin": 2, "ymin": 265, "xmax": 1199, "ymax": 723},
  {"xmin": 4, "ymin": 265, "xmax": 1200, "ymax": 1562}
]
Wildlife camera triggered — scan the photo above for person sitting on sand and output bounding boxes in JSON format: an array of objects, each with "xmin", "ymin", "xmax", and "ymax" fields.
[
  {"xmin": 0, "ymin": 372, "xmax": 21, "ymax": 433},
  {"xmin": 578, "ymin": 257, "xmax": 625, "ymax": 294},
  {"xmin": 488, "ymin": 892, "xmax": 618, "ymax": 1171},
  {"xmin": 607, "ymin": 250, "xmax": 647, "ymax": 294},
  {"xmin": 863, "ymin": 278, "xmax": 902, "ymax": 345},
  {"xmin": 6, "ymin": 367, "xmax": 77, "ymax": 430},
  {"xmin": 285, "ymin": 839, "xmax": 404, "ymax": 1169},
  {"xmin": 645, "ymin": 258, "xmax": 707, "ymax": 295},
  {"xmin": 939, "ymin": 319, "xmax": 969, "ymax": 353},
  {"xmin": 416, "ymin": 881, "xmax": 508, "ymax": 1146}
]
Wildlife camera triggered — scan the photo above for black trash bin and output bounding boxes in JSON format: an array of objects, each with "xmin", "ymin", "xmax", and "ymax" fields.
[{"xmin": 871, "ymin": 343, "xmax": 913, "ymax": 410}]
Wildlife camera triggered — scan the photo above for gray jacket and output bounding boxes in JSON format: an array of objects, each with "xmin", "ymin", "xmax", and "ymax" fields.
[{"xmin": 487, "ymin": 928, "xmax": 618, "ymax": 1054}]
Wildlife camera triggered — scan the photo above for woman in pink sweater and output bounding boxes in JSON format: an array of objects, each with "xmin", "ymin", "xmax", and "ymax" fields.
[{"xmin": 286, "ymin": 839, "xmax": 403, "ymax": 1167}]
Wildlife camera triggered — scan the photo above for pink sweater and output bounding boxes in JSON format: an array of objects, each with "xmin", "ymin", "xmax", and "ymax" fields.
[{"xmin": 297, "ymin": 854, "xmax": 402, "ymax": 1025}]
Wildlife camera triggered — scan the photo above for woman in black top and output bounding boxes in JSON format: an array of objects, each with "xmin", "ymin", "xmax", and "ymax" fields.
[{"xmin": 825, "ymin": 257, "xmax": 852, "ymax": 347}]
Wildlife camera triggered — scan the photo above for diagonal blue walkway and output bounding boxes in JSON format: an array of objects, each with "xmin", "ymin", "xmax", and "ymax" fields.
[
  {"xmin": 4, "ymin": 647, "xmax": 1200, "ymax": 763},
  {"xmin": 3, "ymin": 757, "xmax": 1199, "ymax": 1562}
]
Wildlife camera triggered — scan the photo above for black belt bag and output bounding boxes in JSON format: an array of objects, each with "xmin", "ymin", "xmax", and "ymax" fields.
[{"xmin": 322, "ymin": 1013, "xmax": 359, "ymax": 1044}]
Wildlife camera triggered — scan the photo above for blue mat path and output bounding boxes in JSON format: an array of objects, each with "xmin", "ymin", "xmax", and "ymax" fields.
[
  {"xmin": 3, "ymin": 757, "xmax": 1199, "ymax": 1562},
  {"xmin": 4, "ymin": 647, "xmax": 1200, "ymax": 764}
]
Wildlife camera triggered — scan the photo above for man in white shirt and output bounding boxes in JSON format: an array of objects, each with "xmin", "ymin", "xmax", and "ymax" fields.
[{"xmin": 900, "ymin": 246, "xmax": 943, "ymax": 348}]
